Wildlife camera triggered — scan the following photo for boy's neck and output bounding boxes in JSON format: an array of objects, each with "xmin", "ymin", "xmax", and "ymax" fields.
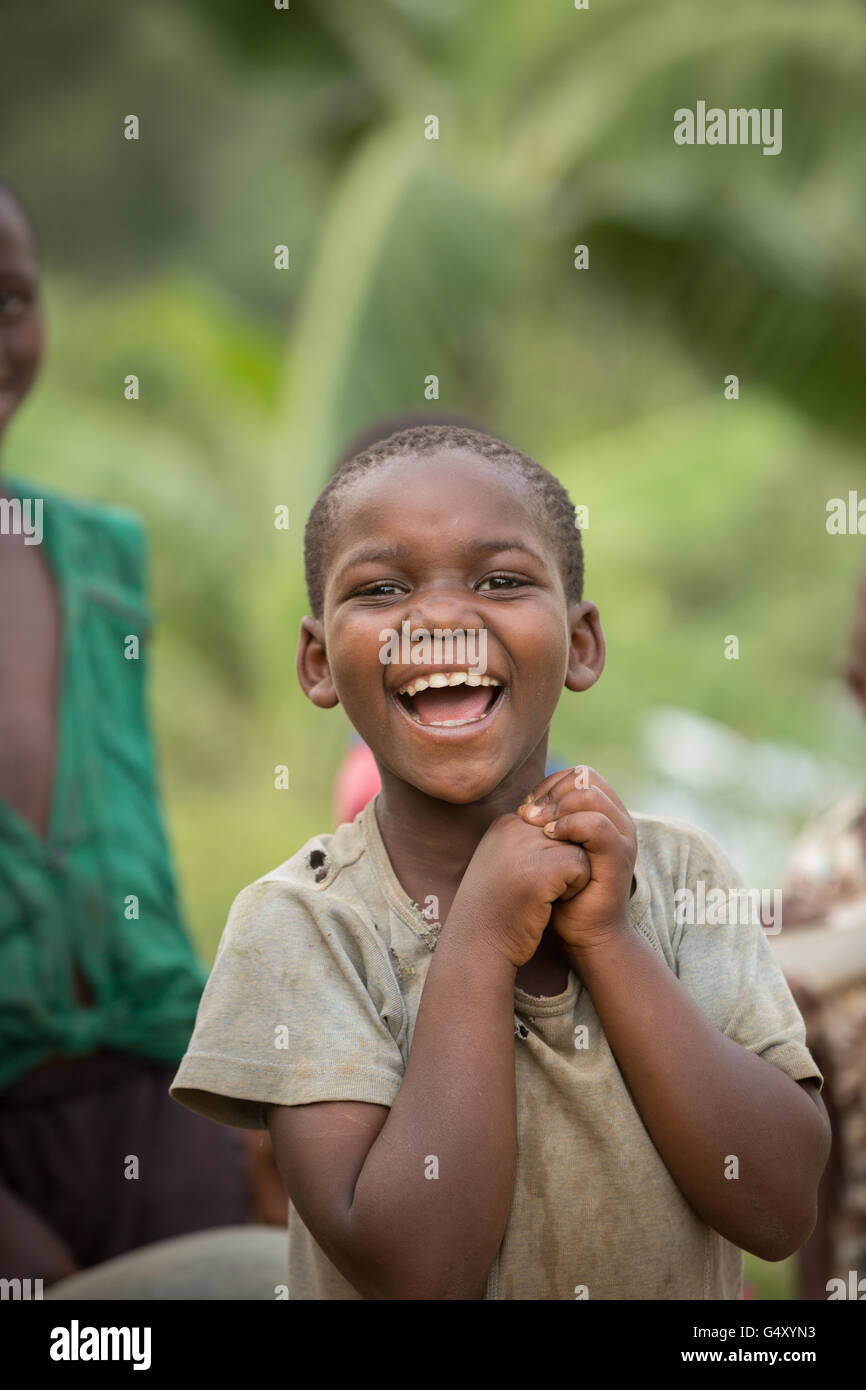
[{"xmin": 374, "ymin": 749, "xmax": 550, "ymax": 917}]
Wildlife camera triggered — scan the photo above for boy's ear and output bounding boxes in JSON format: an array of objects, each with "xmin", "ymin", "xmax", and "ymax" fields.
[
  {"xmin": 564, "ymin": 600, "xmax": 605, "ymax": 692},
  {"xmin": 297, "ymin": 617, "xmax": 340, "ymax": 708}
]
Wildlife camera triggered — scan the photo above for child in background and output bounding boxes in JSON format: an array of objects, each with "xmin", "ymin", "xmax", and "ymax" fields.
[
  {"xmin": 0, "ymin": 177, "xmax": 261, "ymax": 1284},
  {"xmin": 777, "ymin": 559, "xmax": 866, "ymax": 1297},
  {"xmin": 172, "ymin": 424, "xmax": 830, "ymax": 1299}
]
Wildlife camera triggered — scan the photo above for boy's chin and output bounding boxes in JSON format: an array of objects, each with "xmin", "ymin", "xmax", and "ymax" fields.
[{"xmin": 405, "ymin": 767, "xmax": 506, "ymax": 806}]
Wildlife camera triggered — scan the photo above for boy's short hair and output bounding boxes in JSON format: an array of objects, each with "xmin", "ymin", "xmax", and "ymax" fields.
[{"xmin": 304, "ymin": 423, "xmax": 584, "ymax": 619}]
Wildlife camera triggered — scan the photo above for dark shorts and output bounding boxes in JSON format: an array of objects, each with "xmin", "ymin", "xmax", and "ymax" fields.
[{"xmin": 0, "ymin": 1051, "xmax": 252, "ymax": 1271}]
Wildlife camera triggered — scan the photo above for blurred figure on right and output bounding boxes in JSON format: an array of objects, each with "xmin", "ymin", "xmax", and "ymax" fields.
[{"xmin": 778, "ymin": 559, "xmax": 866, "ymax": 1299}]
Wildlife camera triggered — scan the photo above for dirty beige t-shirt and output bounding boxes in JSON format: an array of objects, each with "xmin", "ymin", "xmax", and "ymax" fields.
[{"xmin": 170, "ymin": 797, "xmax": 822, "ymax": 1301}]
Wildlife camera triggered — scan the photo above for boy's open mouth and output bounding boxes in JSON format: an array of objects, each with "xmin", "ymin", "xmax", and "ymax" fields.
[{"xmin": 394, "ymin": 672, "xmax": 503, "ymax": 727}]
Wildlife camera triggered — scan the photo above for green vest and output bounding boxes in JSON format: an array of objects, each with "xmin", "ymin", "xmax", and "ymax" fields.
[{"xmin": 0, "ymin": 476, "xmax": 207, "ymax": 1089}]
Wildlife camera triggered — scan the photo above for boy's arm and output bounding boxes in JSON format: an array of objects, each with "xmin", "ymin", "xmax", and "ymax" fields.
[
  {"xmin": 520, "ymin": 767, "xmax": 831, "ymax": 1263},
  {"xmin": 268, "ymin": 920, "xmax": 518, "ymax": 1301},
  {"xmin": 566, "ymin": 927, "xmax": 830, "ymax": 1261}
]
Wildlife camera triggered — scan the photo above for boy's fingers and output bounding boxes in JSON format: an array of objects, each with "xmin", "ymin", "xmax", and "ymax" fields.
[
  {"xmin": 519, "ymin": 765, "xmax": 595, "ymax": 811},
  {"xmin": 583, "ymin": 771, "xmax": 631, "ymax": 822},
  {"xmin": 541, "ymin": 809, "xmax": 631, "ymax": 863},
  {"xmin": 542, "ymin": 840, "xmax": 592, "ymax": 901},
  {"xmin": 522, "ymin": 767, "xmax": 583, "ymax": 811},
  {"xmin": 521, "ymin": 765, "xmax": 630, "ymax": 819},
  {"xmin": 522, "ymin": 779, "xmax": 632, "ymax": 841},
  {"xmin": 553, "ymin": 784, "xmax": 632, "ymax": 840},
  {"xmin": 543, "ymin": 838, "xmax": 591, "ymax": 873}
]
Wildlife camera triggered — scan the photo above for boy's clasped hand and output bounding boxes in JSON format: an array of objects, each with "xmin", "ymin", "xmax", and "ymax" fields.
[
  {"xmin": 447, "ymin": 765, "xmax": 638, "ymax": 973},
  {"xmin": 517, "ymin": 765, "xmax": 638, "ymax": 959}
]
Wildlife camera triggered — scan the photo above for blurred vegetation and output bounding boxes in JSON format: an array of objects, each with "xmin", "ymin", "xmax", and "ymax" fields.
[{"xmin": 2, "ymin": 0, "xmax": 865, "ymax": 1000}]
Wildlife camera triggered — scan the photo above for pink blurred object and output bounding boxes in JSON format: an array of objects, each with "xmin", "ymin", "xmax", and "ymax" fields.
[{"xmin": 334, "ymin": 742, "xmax": 381, "ymax": 825}]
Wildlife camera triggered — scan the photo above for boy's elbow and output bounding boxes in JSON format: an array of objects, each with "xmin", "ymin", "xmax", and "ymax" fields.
[
  {"xmin": 343, "ymin": 1223, "xmax": 490, "ymax": 1299},
  {"xmin": 351, "ymin": 1253, "xmax": 488, "ymax": 1301},
  {"xmin": 752, "ymin": 1090, "xmax": 832, "ymax": 1263},
  {"xmin": 741, "ymin": 1170, "xmax": 825, "ymax": 1263},
  {"xmin": 364, "ymin": 1276, "xmax": 484, "ymax": 1301},
  {"xmin": 744, "ymin": 1207, "xmax": 816, "ymax": 1264}
]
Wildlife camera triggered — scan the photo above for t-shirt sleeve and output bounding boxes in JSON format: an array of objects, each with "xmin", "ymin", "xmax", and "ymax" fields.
[
  {"xmin": 671, "ymin": 825, "xmax": 824, "ymax": 1092},
  {"xmin": 169, "ymin": 875, "xmax": 407, "ymax": 1129}
]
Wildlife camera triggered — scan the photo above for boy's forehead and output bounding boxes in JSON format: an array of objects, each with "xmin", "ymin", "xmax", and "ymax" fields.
[
  {"xmin": 328, "ymin": 448, "xmax": 545, "ymax": 561},
  {"xmin": 338, "ymin": 447, "xmax": 533, "ymax": 524}
]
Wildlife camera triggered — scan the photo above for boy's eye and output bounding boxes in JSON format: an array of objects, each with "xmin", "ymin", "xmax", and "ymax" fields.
[
  {"xmin": 353, "ymin": 581, "xmax": 406, "ymax": 598},
  {"xmin": 477, "ymin": 573, "xmax": 526, "ymax": 591}
]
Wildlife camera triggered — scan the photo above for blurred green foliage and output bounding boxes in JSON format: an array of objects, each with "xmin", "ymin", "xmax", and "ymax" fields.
[{"xmin": 1, "ymin": 0, "xmax": 865, "ymax": 980}]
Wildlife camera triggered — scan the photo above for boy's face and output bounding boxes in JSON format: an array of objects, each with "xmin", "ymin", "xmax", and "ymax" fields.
[
  {"xmin": 0, "ymin": 191, "xmax": 43, "ymax": 445},
  {"xmin": 299, "ymin": 448, "xmax": 604, "ymax": 806}
]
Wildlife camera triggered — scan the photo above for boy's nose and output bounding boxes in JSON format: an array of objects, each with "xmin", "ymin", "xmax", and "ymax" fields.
[{"xmin": 405, "ymin": 594, "xmax": 485, "ymax": 634}]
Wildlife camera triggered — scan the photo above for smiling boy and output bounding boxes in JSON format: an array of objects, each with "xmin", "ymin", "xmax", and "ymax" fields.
[{"xmin": 171, "ymin": 425, "xmax": 830, "ymax": 1300}]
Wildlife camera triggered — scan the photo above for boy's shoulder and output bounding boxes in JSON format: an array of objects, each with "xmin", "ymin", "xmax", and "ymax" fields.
[
  {"xmin": 631, "ymin": 808, "xmax": 738, "ymax": 864},
  {"xmin": 629, "ymin": 809, "xmax": 744, "ymax": 896},
  {"xmin": 260, "ymin": 812, "xmax": 368, "ymax": 891},
  {"xmin": 222, "ymin": 811, "xmax": 376, "ymax": 936}
]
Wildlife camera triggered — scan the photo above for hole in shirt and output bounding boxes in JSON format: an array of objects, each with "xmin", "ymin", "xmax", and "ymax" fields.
[{"xmin": 308, "ymin": 849, "xmax": 328, "ymax": 881}]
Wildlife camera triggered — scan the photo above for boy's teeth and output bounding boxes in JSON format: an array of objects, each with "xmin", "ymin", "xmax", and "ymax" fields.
[
  {"xmin": 395, "ymin": 671, "xmax": 504, "ymax": 726},
  {"xmin": 396, "ymin": 672, "xmax": 501, "ymax": 698}
]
